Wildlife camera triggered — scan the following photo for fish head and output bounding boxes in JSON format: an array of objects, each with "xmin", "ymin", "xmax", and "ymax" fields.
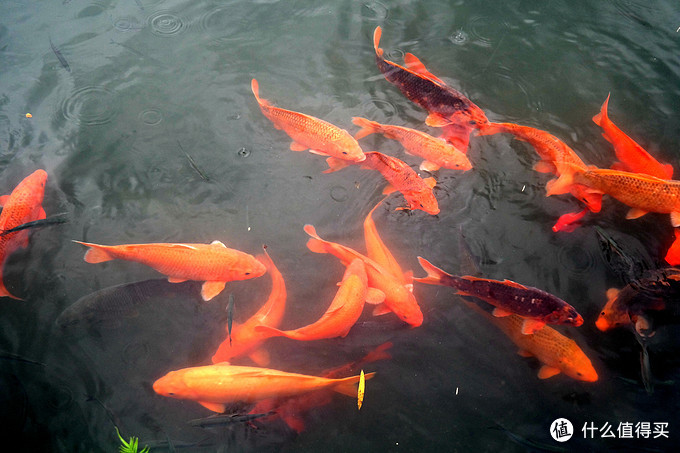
[
  {"xmin": 408, "ymin": 191, "xmax": 439, "ymax": 216},
  {"xmin": 440, "ymin": 149, "xmax": 473, "ymax": 172},
  {"xmin": 595, "ymin": 288, "xmax": 632, "ymax": 331},
  {"xmin": 243, "ymin": 257, "xmax": 268, "ymax": 279},
  {"xmin": 546, "ymin": 305, "xmax": 583, "ymax": 327},
  {"xmin": 153, "ymin": 369, "xmax": 194, "ymax": 400},
  {"xmin": 395, "ymin": 290, "xmax": 424, "ymax": 327},
  {"xmin": 559, "ymin": 349, "xmax": 599, "ymax": 382}
]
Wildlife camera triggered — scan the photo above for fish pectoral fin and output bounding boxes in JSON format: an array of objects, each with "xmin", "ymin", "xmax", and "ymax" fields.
[
  {"xmin": 492, "ymin": 307, "xmax": 513, "ymax": 318},
  {"xmin": 419, "ymin": 160, "xmax": 441, "ymax": 172},
  {"xmin": 323, "ymin": 157, "xmax": 352, "ymax": 174},
  {"xmin": 425, "ymin": 113, "xmax": 451, "ymax": 128},
  {"xmin": 308, "ymin": 149, "xmax": 330, "ymax": 157},
  {"xmin": 201, "ymin": 281, "xmax": 227, "ymax": 301},
  {"xmin": 635, "ymin": 316, "xmax": 655, "ymax": 337},
  {"xmin": 517, "ymin": 349, "xmax": 533, "ymax": 358},
  {"xmin": 168, "ymin": 277, "xmax": 188, "ymax": 283},
  {"xmin": 198, "ymin": 401, "xmax": 227, "ymax": 413},
  {"xmin": 670, "ymin": 212, "xmax": 680, "ymax": 227},
  {"xmin": 626, "ymin": 208, "xmax": 649, "ymax": 220},
  {"xmin": 382, "ymin": 184, "xmax": 397, "ymax": 195},
  {"xmin": 248, "ymin": 348, "xmax": 271, "ymax": 367},
  {"xmin": 290, "ymin": 141, "xmax": 308, "ymax": 152},
  {"xmin": 365, "ymin": 288, "xmax": 386, "ymax": 305},
  {"xmin": 537, "ymin": 365, "xmax": 561, "ymax": 379},
  {"xmin": 372, "ymin": 303, "xmax": 393, "ymax": 316},
  {"xmin": 0, "ymin": 195, "xmax": 9, "ymax": 206},
  {"xmin": 520, "ymin": 319, "xmax": 546, "ymax": 335},
  {"xmin": 423, "ymin": 177, "xmax": 437, "ymax": 189},
  {"xmin": 532, "ymin": 160, "xmax": 556, "ymax": 174}
]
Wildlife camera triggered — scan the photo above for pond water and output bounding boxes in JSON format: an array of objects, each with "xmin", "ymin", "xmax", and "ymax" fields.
[{"xmin": 1, "ymin": 0, "xmax": 679, "ymax": 451}]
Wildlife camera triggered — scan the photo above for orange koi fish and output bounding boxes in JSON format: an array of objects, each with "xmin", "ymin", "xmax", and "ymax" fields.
[
  {"xmin": 416, "ymin": 257, "xmax": 582, "ymax": 334},
  {"xmin": 477, "ymin": 122, "xmax": 602, "ymax": 216},
  {"xmin": 0, "ymin": 169, "xmax": 48, "ymax": 299},
  {"xmin": 363, "ymin": 199, "xmax": 412, "ymax": 289},
  {"xmin": 593, "ymin": 94, "xmax": 673, "ymax": 179},
  {"xmin": 211, "ymin": 246, "xmax": 286, "ymax": 366},
  {"xmin": 463, "ymin": 299, "xmax": 597, "ymax": 381},
  {"xmin": 73, "ymin": 240, "xmax": 266, "ymax": 301},
  {"xmin": 304, "ymin": 224, "xmax": 423, "ymax": 327},
  {"xmin": 352, "ymin": 117, "xmax": 472, "ymax": 172},
  {"xmin": 152, "ymin": 362, "xmax": 376, "ymax": 413},
  {"xmin": 326, "ymin": 152, "xmax": 439, "ymax": 215},
  {"xmin": 255, "ymin": 259, "xmax": 377, "ymax": 340},
  {"xmin": 552, "ymin": 208, "xmax": 589, "ymax": 233},
  {"xmin": 247, "ymin": 342, "xmax": 392, "ymax": 432},
  {"xmin": 548, "ymin": 162, "xmax": 680, "ymax": 227},
  {"xmin": 372, "ymin": 27, "xmax": 488, "ymax": 151},
  {"xmin": 251, "ymin": 78, "xmax": 365, "ymax": 163}
]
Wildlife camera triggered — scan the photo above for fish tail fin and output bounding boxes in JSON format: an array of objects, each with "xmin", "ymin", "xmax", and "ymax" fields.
[
  {"xmin": 303, "ymin": 224, "xmax": 328, "ymax": 254},
  {"xmin": 413, "ymin": 256, "xmax": 450, "ymax": 285},
  {"xmin": 72, "ymin": 240, "xmax": 115, "ymax": 263},
  {"xmin": 352, "ymin": 117, "xmax": 381, "ymax": 140},
  {"xmin": 373, "ymin": 26, "xmax": 383, "ymax": 58},
  {"xmin": 475, "ymin": 122, "xmax": 510, "ymax": 137},
  {"xmin": 251, "ymin": 78, "xmax": 270, "ymax": 107},
  {"xmin": 592, "ymin": 92, "xmax": 611, "ymax": 127},
  {"xmin": 333, "ymin": 372, "xmax": 376, "ymax": 397},
  {"xmin": 545, "ymin": 162, "xmax": 581, "ymax": 196},
  {"xmin": 256, "ymin": 245, "xmax": 275, "ymax": 273}
]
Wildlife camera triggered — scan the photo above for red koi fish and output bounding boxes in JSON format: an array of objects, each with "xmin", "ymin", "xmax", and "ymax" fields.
[
  {"xmin": 352, "ymin": 117, "xmax": 472, "ymax": 172},
  {"xmin": 665, "ymin": 229, "xmax": 680, "ymax": 266},
  {"xmin": 477, "ymin": 122, "xmax": 602, "ymax": 216},
  {"xmin": 73, "ymin": 240, "xmax": 266, "ymax": 301},
  {"xmin": 372, "ymin": 26, "xmax": 488, "ymax": 151},
  {"xmin": 251, "ymin": 78, "xmax": 365, "ymax": 163},
  {"xmin": 548, "ymin": 162, "xmax": 680, "ymax": 227},
  {"xmin": 255, "ymin": 259, "xmax": 378, "ymax": 341},
  {"xmin": 326, "ymin": 151, "xmax": 439, "ymax": 215},
  {"xmin": 0, "ymin": 169, "xmax": 48, "ymax": 299},
  {"xmin": 552, "ymin": 208, "xmax": 588, "ymax": 233},
  {"xmin": 304, "ymin": 224, "xmax": 423, "ymax": 327},
  {"xmin": 211, "ymin": 246, "xmax": 286, "ymax": 366},
  {"xmin": 593, "ymin": 94, "xmax": 673, "ymax": 179},
  {"xmin": 415, "ymin": 256, "xmax": 583, "ymax": 334},
  {"xmin": 463, "ymin": 299, "xmax": 597, "ymax": 381},
  {"xmin": 248, "ymin": 342, "xmax": 392, "ymax": 432},
  {"xmin": 153, "ymin": 362, "xmax": 376, "ymax": 413}
]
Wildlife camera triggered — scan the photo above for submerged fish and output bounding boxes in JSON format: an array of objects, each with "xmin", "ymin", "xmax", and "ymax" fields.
[
  {"xmin": 0, "ymin": 169, "xmax": 48, "ymax": 299},
  {"xmin": 352, "ymin": 117, "xmax": 472, "ymax": 172},
  {"xmin": 49, "ymin": 36, "xmax": 71, "ymax": 72},
  {"xmin": 0, "ymin": 214, "xmax": 68, "ymax": 237},
  {"xmin": 416, "ymin": 256, "xmax": 583, "ymax": 334},
  {"xmin": 152, "ymin": 362, "xmax": 376, "ymax": 413},
  {"xmin": 251, "ymin": 78, "xmax": 365, "ymax": 162},
  {"xmin": 73, "ymin": 240, "xmax": 266, "ymax": 301},
  {"xmin": 593, "ymin": 93, "xmax": 673, "ymax": 179}
]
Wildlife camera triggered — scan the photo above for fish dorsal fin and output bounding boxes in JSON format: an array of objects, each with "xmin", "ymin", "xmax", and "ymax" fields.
[
  {"xmin": 403, "ymin": 53, "xmax": 446, "ymax": 85},
  {"xmin": 537, "ymin": 365, "xmax": 561, "ymax": 379},
  {"xmin": 365, "ymin": 287, "xmax": 386, "ymax": 305},
  {"xmin": 501, "ymin": 279, "xmax": 528, "ymax": 289},
  {"xmin": 171, "ymin": 243, "xmax": 198, "ymax": 250},
  {"xmin": 605, "ymin": 288, "xmax": 619, "ymax": 303},
  {"xmin": 199, "ymin": 401, "xmax": 227, "ymax": 413},
  {"xmin": 211, "ymin": 240, "xmax": 227, "ymax": 247},
  {"xmin": 521, "ymin": 319, "xmax": 546, "ymax": 335},
  {"xmin": 425, "ymin": 113, "xmax": 451, "ymax": 128}
]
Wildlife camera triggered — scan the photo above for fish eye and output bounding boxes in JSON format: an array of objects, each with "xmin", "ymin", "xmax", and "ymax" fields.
[
  {"xmin": 601, "ymin": 312, "xmax": 605, "ymax": 315},
  {"xmin": 245, "ymin": 272, "xmax": 251, "ymax": 275},
  {"xmin": 577, "ymin": 372, "xmax": 583, "ymax": 376},
  {"xmin": 342, "ymin": 151, "xmax": 348, "ymax": 155}
]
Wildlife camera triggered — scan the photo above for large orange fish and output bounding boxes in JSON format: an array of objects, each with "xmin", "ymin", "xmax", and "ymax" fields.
[
  {"xmin": 548, "ymin": 162, "xmax": 680, "ymax": 227},
  {"xmin": 211, "ymin": 246, "xmax": 286, "ymax": 366},
  {"xmin": 326, "ymin": 151, "xmax": 439, "ymax": 215},
  {"xmin": 304, "ymin": 224, "xmax": 423, "ymax": 327},
  {"xmin": 352, "ymin": 117, "xmax": 472, "ymax": 172},
  {"xmin": 152, "ymin": 362, "xmax": 376, "ymax": 413},
  {"xmin": 593, "ymin": 94, "xmax": 673, "ymax": 179},
  {"xmin": 372, "ymin": 27, "xmax": 488, "ymax": 151},
  {"xmin": 416, "ymin": 257, "xmax": 583, "ymax": 334},
  {"xmin": 251, "ymin": 78, "xmax": 365, "ymax": 163},
  {"xmin": 247, "ymin": 342, "xmax": 392, "ymax": 433},
  {"xmin": 0, "ymin": 169, "xmax": 48, "ymax": 299},
  {"xmin": 463, "ymin": 299, "xmax": 597, "ymax": 381},
  {"xmin": 73, "ymin": 240, "xmax": 266, "ymax": 301},
  {"xmin": 477, "ymin": 122, "xmax": 602, "ymax": 215},
  {"xmin": 255, "ymin": 259, "xmax": 377, "ymax": 341}
]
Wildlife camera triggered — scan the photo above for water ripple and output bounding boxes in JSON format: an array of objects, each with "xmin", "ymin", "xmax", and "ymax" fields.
[
  {"xmin": 112, "ymin": 16, "xmax": 145, "ymax": 33},
  {"xmin": 359, "ymin": 97, "xmax": 399, "ymax": 120},
  {"xmin": 61, "ymin": 86, "xmax": 117, "ymax": 126},
  {"xmin": 360, "ymin": 1, "xmax": 389, "ymax": 21},
  {"xmin": 147, "ymin": 10, "xmax": 187, "ymax": 37},
  {"xmin": 139, "ymin": 108, "xmax": 162, "ymax": 126},
  {"xmin": 557, "ymin": 244, "xmax": 595, "ymax": 275}
]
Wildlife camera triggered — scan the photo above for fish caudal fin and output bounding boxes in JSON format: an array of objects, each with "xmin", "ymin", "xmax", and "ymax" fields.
[
  {"xmin": 475, "ymin": 122, "xmax": 509, "ymax": 137},
  {"xmin": 304, "ymin": 225, "xmax": 329, "ymax": 254},
  {"xmin": 352, "ymin": 117, "xmax": 381, "ymax": 140},
  {"xmin": 0, "ymin": 278, "xmax": 22, "ymax": 300},
  {"xmin": 251, "ymin": 78, "xmax": 270, "ymax": 107},
  {"xmin": 73, "ymin": 241, "xmax": 115, "ymax": 263},
  {"xmin": 333, "ymin": 372, "xmax": 376, "ymax": 397},
  {"xmin": 413, "ymin": 256, "xmax": 450, "ymax": 285},
  {"xmin": 373, "ymin": 27, "xmax": 383, "ymax": 57},
  {"xmin": 592, "ymin": 93, "xmax": 611, "ymax": 127},
  {"xmin": 403, "ymin": 53, "xmax": 446, "ymax": 85}
]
